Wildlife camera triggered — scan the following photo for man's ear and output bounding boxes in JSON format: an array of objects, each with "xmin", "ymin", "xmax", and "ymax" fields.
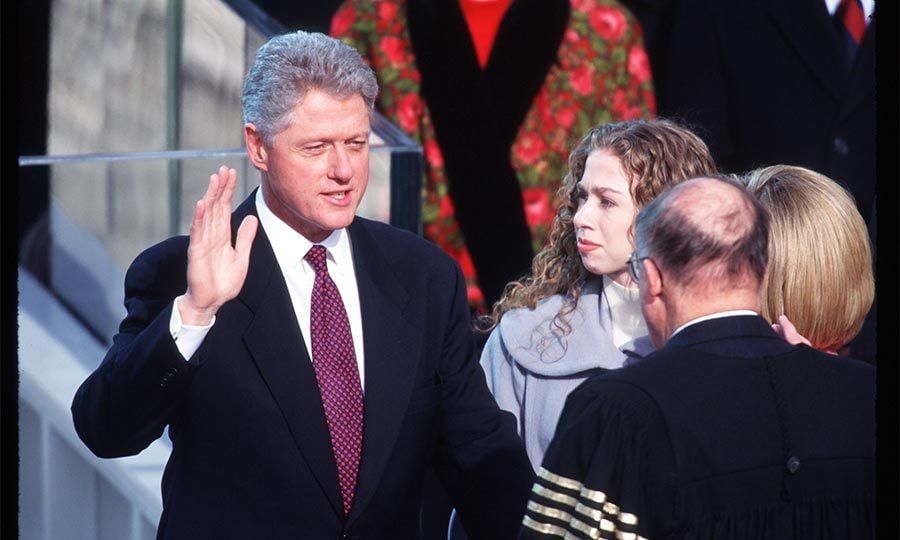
[
  {"xmin": 643, "ymin": 258, "xmax": 664, "ymax": 300},
  {"xmin": 244, "ymin": 123, "xmax": 268, "ymax": 172}
]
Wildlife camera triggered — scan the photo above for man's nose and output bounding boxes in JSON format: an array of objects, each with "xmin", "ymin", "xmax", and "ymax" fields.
[{"xmin": 329, "ymin": 146, "xmax": 354, "ymax": 181}]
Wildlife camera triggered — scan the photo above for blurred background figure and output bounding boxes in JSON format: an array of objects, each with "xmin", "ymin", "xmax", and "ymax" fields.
[
  {"xmin": 480, "ymin": 119, "xmax": 716, "ymax": 469},
  {"xmin": 656, "ymin": 0, "xmax": 876, "ymax": 363},
  {"xmin": 330, "ymin": 0, "xmax": 656, "ymax": 310},
  {"xmin": 743, "ymin": 164, "xmax": 874, "ymax": 357}
]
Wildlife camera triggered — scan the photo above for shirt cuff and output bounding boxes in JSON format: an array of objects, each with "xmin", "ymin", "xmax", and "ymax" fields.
[{"xmin": 169, "ymin": 295, "xmax": 215, "ymax": 361}]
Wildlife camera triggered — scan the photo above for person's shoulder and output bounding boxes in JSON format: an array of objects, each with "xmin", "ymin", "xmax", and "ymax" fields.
[
  {"xmin": 124, "ymin": 235, "xmax": 190, "ymax": 295},
  {"xmin": 498, "ymin": 280, "xmax": 603, "ymax": 334},
  {"xmin": 352, "ymin": 217, "xmax": 456, "ymax": 271},
  {"xmin": 793, "ymin": 347, "xmax": 876, "ymax": 388},
  {"xmin": 565, "ymin": 364, "xmax": 664, "ymax": 421},
  {"xmin": 497, "ymin": 294, "xmax": 569, "ymax": 333}
]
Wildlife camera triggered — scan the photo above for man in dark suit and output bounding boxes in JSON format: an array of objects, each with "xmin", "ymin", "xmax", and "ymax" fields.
[
  {"xmin": 656, "ymin": 0, "xmax": 876, "ymax": 363},
  {"xmin": 72, "ymin": 31, "xmax": 533, "ymax": 539},
  {"xmin": 520, "ymin": 177, "xmax": 874, "ymax": 539}
]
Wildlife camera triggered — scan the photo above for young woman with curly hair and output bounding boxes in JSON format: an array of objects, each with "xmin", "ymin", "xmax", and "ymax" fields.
[{"xmin": 480, "ymin": 119, "xmax": 717, "ymax": 468}]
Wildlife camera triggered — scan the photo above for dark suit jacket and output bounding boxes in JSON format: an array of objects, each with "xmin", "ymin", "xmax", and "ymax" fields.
[
  {"xmin": 72, "ymin": 193, "xmax": 534, "ymax": 539},
  {"xmin": 521, "ymin": 315, "xmax": 875, "ymax": 538},
  {"xmin": 658, "ymin": 0, "xmax": 875, "ymax": 230}
]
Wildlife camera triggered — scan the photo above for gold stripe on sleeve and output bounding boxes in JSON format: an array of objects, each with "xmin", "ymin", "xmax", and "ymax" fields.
[
  {"xmin": 532, "ymin": 483, "xmax": 579, "ymax": 508},
  {"xmin": 522, "ymin": 514, "xmax": 570, "ymax": 537},
  {"xmin": 538, "ymin": 467, "xmax": 584, "ymax": 491},
  {"xmin": 568, "ymin": 516, "xmax": 601, "ymax": 539},
  {"xmin": 573, "ymin": 501, "xmax": 604, "ymax": 522},
  {"xmin": 528, "ymin": 500, "xmax": 575, "ymax": 524},
  {"xmin": 578, "ymin": 485, "xmax": 608, "ymax": 505}
]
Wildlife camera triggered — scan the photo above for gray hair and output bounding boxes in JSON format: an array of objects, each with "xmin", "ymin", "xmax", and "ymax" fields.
[
  {"xmin": 241, "ymin": 31, "xmax": 379, "ymax": 144},
  {"xmin": 635, "ymin": 176, "xmax": 769, "ymax": 288}
]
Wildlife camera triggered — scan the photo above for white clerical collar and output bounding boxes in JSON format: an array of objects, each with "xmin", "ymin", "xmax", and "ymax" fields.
[
  {"xmin": 254, "ymin": 188, "xmax": 353, "ymax": 275},
  {"xmin": 668, "ymin": 310, "xmax": 759, "ymax": 341}
]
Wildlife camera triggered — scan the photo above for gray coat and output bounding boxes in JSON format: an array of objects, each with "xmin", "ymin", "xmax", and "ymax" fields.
[{"xmin": 480, "ymin": 279, "xmax": 654, "ymax": 469}]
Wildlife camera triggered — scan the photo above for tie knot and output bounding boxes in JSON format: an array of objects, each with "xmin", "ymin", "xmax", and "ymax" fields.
[{"xmin": 305, "ymin": 245, "xmax": 329, "ymax": 274}]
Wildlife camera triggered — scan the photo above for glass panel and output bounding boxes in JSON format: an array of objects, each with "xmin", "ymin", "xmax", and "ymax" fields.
[
  {"xmin": 48, "ymin": 0, "xmax": 169, "ymax": 155},
  {"xmin": 46, "ymin": 0, "xmax": 268, "ymax": 157},
  {"xmin": 24, "ymin": 146, "xmax": 398, "ymax": 343}
]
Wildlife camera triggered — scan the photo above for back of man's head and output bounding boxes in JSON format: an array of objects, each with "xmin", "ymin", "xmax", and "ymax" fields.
[{"xmin": 635, "ymin": 176, "xmax": 769, "ymax": 297}]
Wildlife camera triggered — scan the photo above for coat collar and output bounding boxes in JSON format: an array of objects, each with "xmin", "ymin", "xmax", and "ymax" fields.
[
  {"xmin": 665, "ymin": 314, "xmax": 793, "ymax": 353},
  {"xmin": 498, "ymin": 279, "xmax": 653, "ymax": 376},
  {"xmin": 343, "ymin": 217, "xmax": 421, "ymax": 524},
  {"xmin": 233, "ymin": 192, "xmax": 344, "ymax": 517}
]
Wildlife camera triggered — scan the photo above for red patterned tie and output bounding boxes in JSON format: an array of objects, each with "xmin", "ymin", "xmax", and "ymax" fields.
[{"xmin": 305, "ymin": 245, "xmax": 364, "ymax": 516}]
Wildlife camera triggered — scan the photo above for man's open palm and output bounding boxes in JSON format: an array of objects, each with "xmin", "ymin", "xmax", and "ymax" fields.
[{"xmin": 180, "ymin": 166, "xmax": 258, "ymax": 325}]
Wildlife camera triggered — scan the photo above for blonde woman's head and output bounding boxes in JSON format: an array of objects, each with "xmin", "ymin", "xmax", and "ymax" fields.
[{"xmin": 743, "ymin": 165, "xmax": 873, "ymax": 352}]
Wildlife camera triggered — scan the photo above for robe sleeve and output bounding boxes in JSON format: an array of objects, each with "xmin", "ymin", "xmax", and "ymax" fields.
[{"xmin": 519, "ymin": 379, "xmax": 676, "ymax": 539}]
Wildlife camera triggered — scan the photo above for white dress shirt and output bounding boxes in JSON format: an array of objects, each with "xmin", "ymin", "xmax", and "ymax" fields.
[
  {"xmin": 601, "ymin": 275, "xmax": 648, "ymax": 352},
  {"xmin": 169, "ymin": 188, "xmax": 366, "ymax": 389},
  {"xmin": 824, "ymin": 0, "xmax": 874, "ymax": 21}
]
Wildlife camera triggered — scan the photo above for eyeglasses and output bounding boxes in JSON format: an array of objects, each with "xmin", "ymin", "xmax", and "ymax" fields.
[{"xmin": 627, "ymin": 252, "xmax": 651, "ymax": 283}]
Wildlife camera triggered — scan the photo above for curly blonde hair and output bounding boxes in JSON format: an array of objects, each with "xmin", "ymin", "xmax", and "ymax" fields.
[{"xmin": 484, "ymin": 119, "xmax": 717, "ymax": 333}]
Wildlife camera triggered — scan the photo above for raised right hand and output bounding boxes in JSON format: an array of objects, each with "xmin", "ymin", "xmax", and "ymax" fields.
[{"xmin": 179, "ymin": 166, "xmax": 258, "ymax": 325}]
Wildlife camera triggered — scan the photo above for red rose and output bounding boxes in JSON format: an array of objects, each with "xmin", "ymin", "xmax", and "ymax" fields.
[
  {"xmin": 396, "ymin": 93, "xmax": 421, "ymax": 133},
  {"xmin": 627, "ymin": 46, "xmax": 652, "ymax": 83},
  {"xmin": 612, "ymin": 88, "xmax": 628, "ymax": 113},
  {"xmin": 565, "ymin": 28, "xmax": 580, "ymax": 43},
  {"xmin": 572, "ymin": 0, "xmax": 596, "ymax": 11},
  {"xmin": 536, "ymin": 93, "xmax": 554, "ymax": 125},
  {"xmin": 458, "ymin": 248, "xmax": 476, "ymax": 278},
  {"xmin": 330, "ymin": 7, "xmax": 354, "ymax": 36},
  {"xmin": 589, "ymin": 7, "xmax": 627, "ymax": 42},
  {"xmin": 438, "ymin": 194, "xmax": 454, "ymax": 218},
  {"xmin": 522, "ymin": 188, "xmax": 552, "ymax": 227},
  {"xmin": 380, "ymin": 36, "xmax": 406, "ymax": 65},
  {"xmin": 425, "ymin": 139, "xmax": 444, "ymax": 168},
  {"xmin": 623, "ymin": 105, "xmax": 644, "ymax": 120},
  {"xmin": 556, "ymin": 105, "xmax": 577, "ymax": 129},
  {"xmin": 515, "ymin": 132, "xmax": 547, "ymax": 166},
  {"xmin": 467, "ymin": 283, "xmax": 484, "ymax": 308},
  {"xmin": 569, "ymin": 65, "xmax": 595, "ymax": 97},
  {"xmin": 378, "ymin": 2, "xmax": 398, "ymax": 22}
]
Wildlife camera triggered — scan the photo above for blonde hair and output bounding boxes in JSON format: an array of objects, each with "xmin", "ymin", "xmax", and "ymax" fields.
[
  {"xmin": 485, "ymin": 119, "xmax": 717, "ymax": 332},
  {"xmin": 743, "ymin": 165, "xmax": 874, "ymax": 352}
]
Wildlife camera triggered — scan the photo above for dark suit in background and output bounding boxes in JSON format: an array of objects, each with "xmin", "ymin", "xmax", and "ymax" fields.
[
  {"xmin": 72, "ymin": 193, "xmax": 534, "ymax": 539},
  {"xmin": 656, "ymin": 0, "xmax": 876, "ymax": 363},
  {"xmin": 521, "ymin": 315, "xmax": 875, "ymax": 539}
]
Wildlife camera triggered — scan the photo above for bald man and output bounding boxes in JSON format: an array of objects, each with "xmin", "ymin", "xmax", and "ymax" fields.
[{"xmin": 519, "ymin": 177, "xmax": 875, "ymax": 539}]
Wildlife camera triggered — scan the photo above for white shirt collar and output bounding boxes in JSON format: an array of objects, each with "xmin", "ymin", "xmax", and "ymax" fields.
[
  {"xmin": 668, "ymin": 310, "xmax": 759, "ymax": 341},
  {"xmin": 824, "ymin": 0, "xmax": 875, "ymax": 20},
  {"xmin": 254, "ymin": 188, "xmax": 354, "ymax": 276}
]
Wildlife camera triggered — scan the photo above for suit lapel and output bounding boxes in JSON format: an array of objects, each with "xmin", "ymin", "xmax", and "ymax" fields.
[
  {"xmin": 233, "ymin": 194, "xmax": 343, "ymax": 518},
  {"xmin": 838, "ymin": 22, "xmax": 875, "ymax": 121},
  {"xmin": 345, "ymin": 218, "xmax": 421, "ymax": 524},
  {"xmin": 768, "ymin": 0, "xmax": 846, "ymax": 101}
]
